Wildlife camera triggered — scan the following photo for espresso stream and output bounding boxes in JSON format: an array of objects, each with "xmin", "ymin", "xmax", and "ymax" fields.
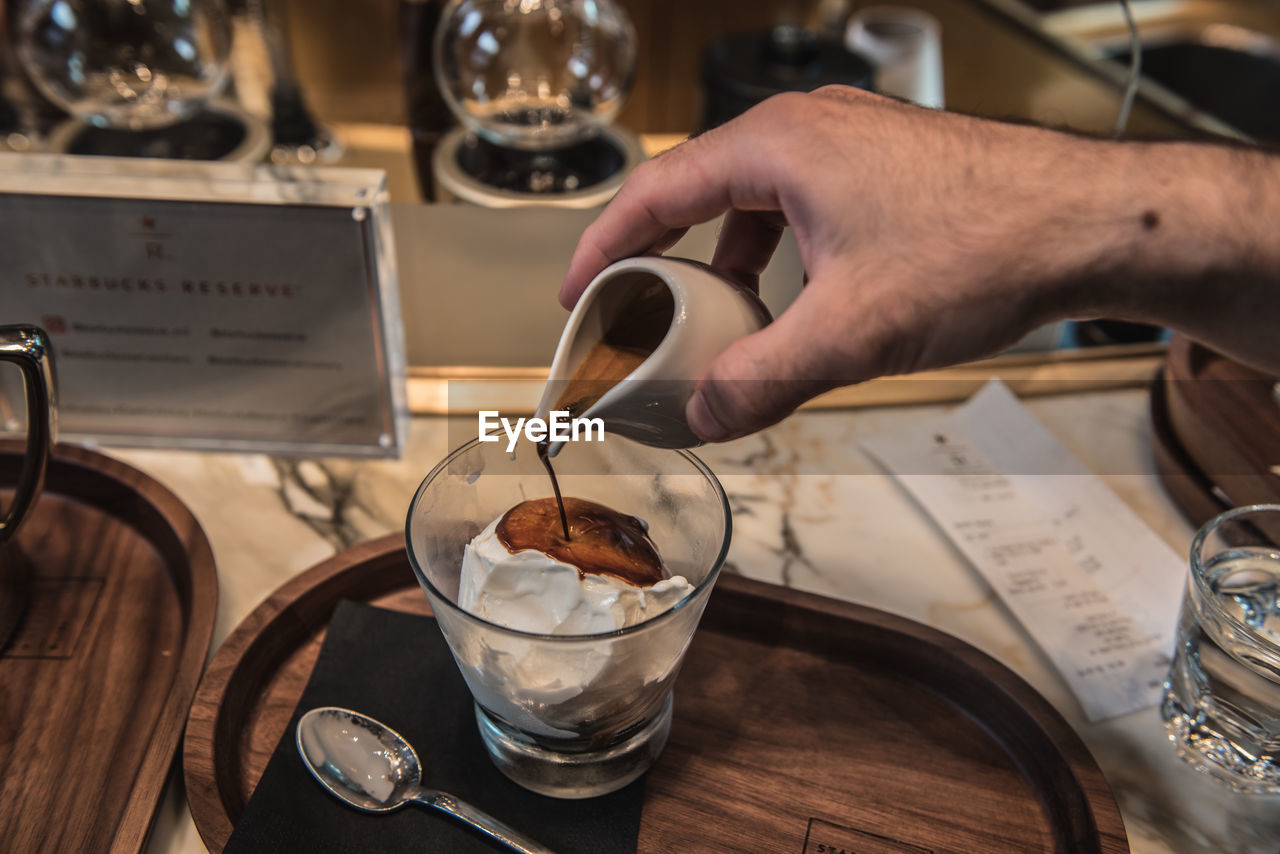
[
  {"xmin": 508, "ymin": 274, "xmax": 675, "ymax": 578},
  {"xmin": 536, "ymin": 439, "xmax": 572, "ymax": 539},
  {"xmin": 537, "ymin": 336, "xmax": 649, "ymax": 541}
]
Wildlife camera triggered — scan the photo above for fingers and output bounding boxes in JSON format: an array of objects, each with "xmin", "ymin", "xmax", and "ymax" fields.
[
  {"xmin": 561, "ymin": 117, "xmax": 786, "ymax": 308},
  {"xmin": 645, "ymin": 226, "xmax": 691, "ymax": 257},
  {"xmin": 561, "ymin": 88, "xmax": 903, "ymax": 308},
  {"xmin": 561, "ymin": 140, "xmax": 733, "ymax": 307},
  {"xmin": 711, "ymin": 209, "xmax": 788, "ymax": 294},
  {"xmin": 685, "ymin": 283, "xmax": 853, "ymax": 442}
]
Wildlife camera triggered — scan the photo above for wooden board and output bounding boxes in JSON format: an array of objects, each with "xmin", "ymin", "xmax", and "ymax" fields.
[
  {"xmin": 0, "ymin": 441, "xmax": 218, "ymax": 853},
  {"xmin": 1150, "ymin": 368, "xmax": 1232, "ymax": 530},
  {"xmin": 185, "ymin": 534, "xmax": 1127, "ymax": 854},
  {"xmin": 1163, "ymin": 335, "xmax": 1280, "ymax": 509}
]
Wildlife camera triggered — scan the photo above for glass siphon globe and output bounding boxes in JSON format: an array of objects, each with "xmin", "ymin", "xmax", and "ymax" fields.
[
  {"xmin": 434, "ymin": 0, "xmax": 636, "ymax": 151},
  {"xmin": 16, "ymin": 0, "xmax": 232, "ymax": 131}
]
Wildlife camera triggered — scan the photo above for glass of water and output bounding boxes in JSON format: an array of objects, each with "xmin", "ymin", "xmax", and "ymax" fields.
[{"xmin": 1162, "ymin": 503, "xmax": 1280, "ymax": 793}]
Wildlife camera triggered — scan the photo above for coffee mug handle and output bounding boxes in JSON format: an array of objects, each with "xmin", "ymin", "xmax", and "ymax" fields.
[{"xmin": 0, "ymin": 326, "xmax": 56, "ymax": 542}]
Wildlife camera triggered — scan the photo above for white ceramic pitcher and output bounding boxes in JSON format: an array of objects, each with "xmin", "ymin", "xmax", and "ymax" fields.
[{"xmin": 536, "ymin": 256, "xmax": 772, "ymax": 454}]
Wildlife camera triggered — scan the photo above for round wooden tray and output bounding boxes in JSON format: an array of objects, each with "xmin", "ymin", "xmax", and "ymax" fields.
[
  {"xmin": 1150, "ymin": 368, "xmax": 1231, "ymax": 529},
  {"xmin": 1163, "ymin": 334, "xmax": 1280, "ymax": 508},
  {"xmin": 185, "ymin": 534, "xmax": 1127, "ymax": 853},
  {"xmin": 0, "ymin": 441, "xmax": 218, "ymax": 853}
]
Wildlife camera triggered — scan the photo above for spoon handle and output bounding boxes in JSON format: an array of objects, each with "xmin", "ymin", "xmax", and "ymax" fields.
[{"xmin": 415, "ymin": 789, "xmax": 557, "ymax": 854}]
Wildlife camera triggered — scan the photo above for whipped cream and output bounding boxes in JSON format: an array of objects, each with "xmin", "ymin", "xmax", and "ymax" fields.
[
  {"xmin": 450, "ymin": 508, "xmax": 695, "ymax": 738},
  {"xmin": 459, "ymin": 515, "xmax": 692, "ymax": 635}
]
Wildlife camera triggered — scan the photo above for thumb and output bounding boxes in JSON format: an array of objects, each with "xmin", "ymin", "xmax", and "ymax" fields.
[{"xmin": 685, "ymin": 286, "xmax": 847, "ymax": 442}]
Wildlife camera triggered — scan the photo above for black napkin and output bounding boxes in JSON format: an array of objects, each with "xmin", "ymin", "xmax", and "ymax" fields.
[{"xmin": 223, "ymin": 600, "xmax": 645, "ymax": 854}]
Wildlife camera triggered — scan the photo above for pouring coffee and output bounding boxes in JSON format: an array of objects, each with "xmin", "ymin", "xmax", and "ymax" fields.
[
  {"xmin": 535, "ymin": 256, "xmax": 772, "ymax": 455},
  {"xmin": 525, "ymin": 256, "xmax": 770, "ymax": 550}
]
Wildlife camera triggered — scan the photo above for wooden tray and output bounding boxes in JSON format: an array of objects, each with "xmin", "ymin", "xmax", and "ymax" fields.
[
  {"xmin": 1163, "ymin": 335, "xmax": 1280, "ymax": 509},
  {"xmin": 1150, "ymin": 368, "xmax": 1232, "ymax": 529},
  {"xmin": 186, "ymin": 534, "xmax": 1126, "ymax": 853},
  {"xmin": 0, "ymin": 441, "xmax": 218, "ymax": 853}
]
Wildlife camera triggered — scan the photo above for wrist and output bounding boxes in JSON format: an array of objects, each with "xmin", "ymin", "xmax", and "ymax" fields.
[{"xmin": 1042, "ymin": 139, "xmax": 1280, "ymax": 333}]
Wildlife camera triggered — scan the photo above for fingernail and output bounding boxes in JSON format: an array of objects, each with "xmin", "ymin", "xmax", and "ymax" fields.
[
  {"xmin": 686, "ymin": 391, "xmax": 730, "ymax": 442},
  {"xmin": 557, "ymin": 282, "xmax": 576, "ymax": 310}
]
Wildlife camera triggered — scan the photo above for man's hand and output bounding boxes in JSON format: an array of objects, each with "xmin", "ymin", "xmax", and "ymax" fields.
[{"xmin": 563, "ymin": 87, "xmax": 1280, "ymax": 442}]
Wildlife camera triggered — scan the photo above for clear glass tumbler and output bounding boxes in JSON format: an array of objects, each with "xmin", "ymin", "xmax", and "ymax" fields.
[
  {"xmin": 1161, "ymin": 503, "xmax": 1280, "ymax": 793},
  {"xmin": 405, "ymin": 435, "xmax": 730, "ymax": 798}
]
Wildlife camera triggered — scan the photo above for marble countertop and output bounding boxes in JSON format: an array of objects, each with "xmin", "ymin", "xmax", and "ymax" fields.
[{"xmin": 122, "ymin": 388, "xmax": 1279, "ymax": 854}]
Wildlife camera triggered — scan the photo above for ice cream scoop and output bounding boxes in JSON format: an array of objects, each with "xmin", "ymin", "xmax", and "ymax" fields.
[{"xmin": 459, "ymin": 498, "xmax": 692, "ymax": 635}]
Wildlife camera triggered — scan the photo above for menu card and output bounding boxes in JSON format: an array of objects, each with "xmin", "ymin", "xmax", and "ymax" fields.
[
  {"xmin": 0, "ymin": 153, "xmax": 406, "ymax": 458},
  {"xmin": 860, "ymin": 381, "xmax": 1185, "ymax": 722}
]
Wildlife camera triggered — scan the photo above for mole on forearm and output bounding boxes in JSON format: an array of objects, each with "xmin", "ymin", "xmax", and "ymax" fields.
[{"xmin": 1141, "ymin": 209, "xmax": 1161, "ymax": 231}]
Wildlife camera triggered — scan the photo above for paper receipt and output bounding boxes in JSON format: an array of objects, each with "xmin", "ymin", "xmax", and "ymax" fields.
[{"xmin": 860, "ymin": 380, "xmax": 1185, "ymax": 722}]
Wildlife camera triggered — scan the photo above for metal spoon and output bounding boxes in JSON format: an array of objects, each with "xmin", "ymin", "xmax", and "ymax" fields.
[{"xmin": 296, "ymin": 706, "xmax": 556, "ymax": 854}]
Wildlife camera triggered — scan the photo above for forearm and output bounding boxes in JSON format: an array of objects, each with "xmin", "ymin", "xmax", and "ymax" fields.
[{"xmin": 1043, "ymin": 138, "xmax": 1280, "ymax": 373}]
